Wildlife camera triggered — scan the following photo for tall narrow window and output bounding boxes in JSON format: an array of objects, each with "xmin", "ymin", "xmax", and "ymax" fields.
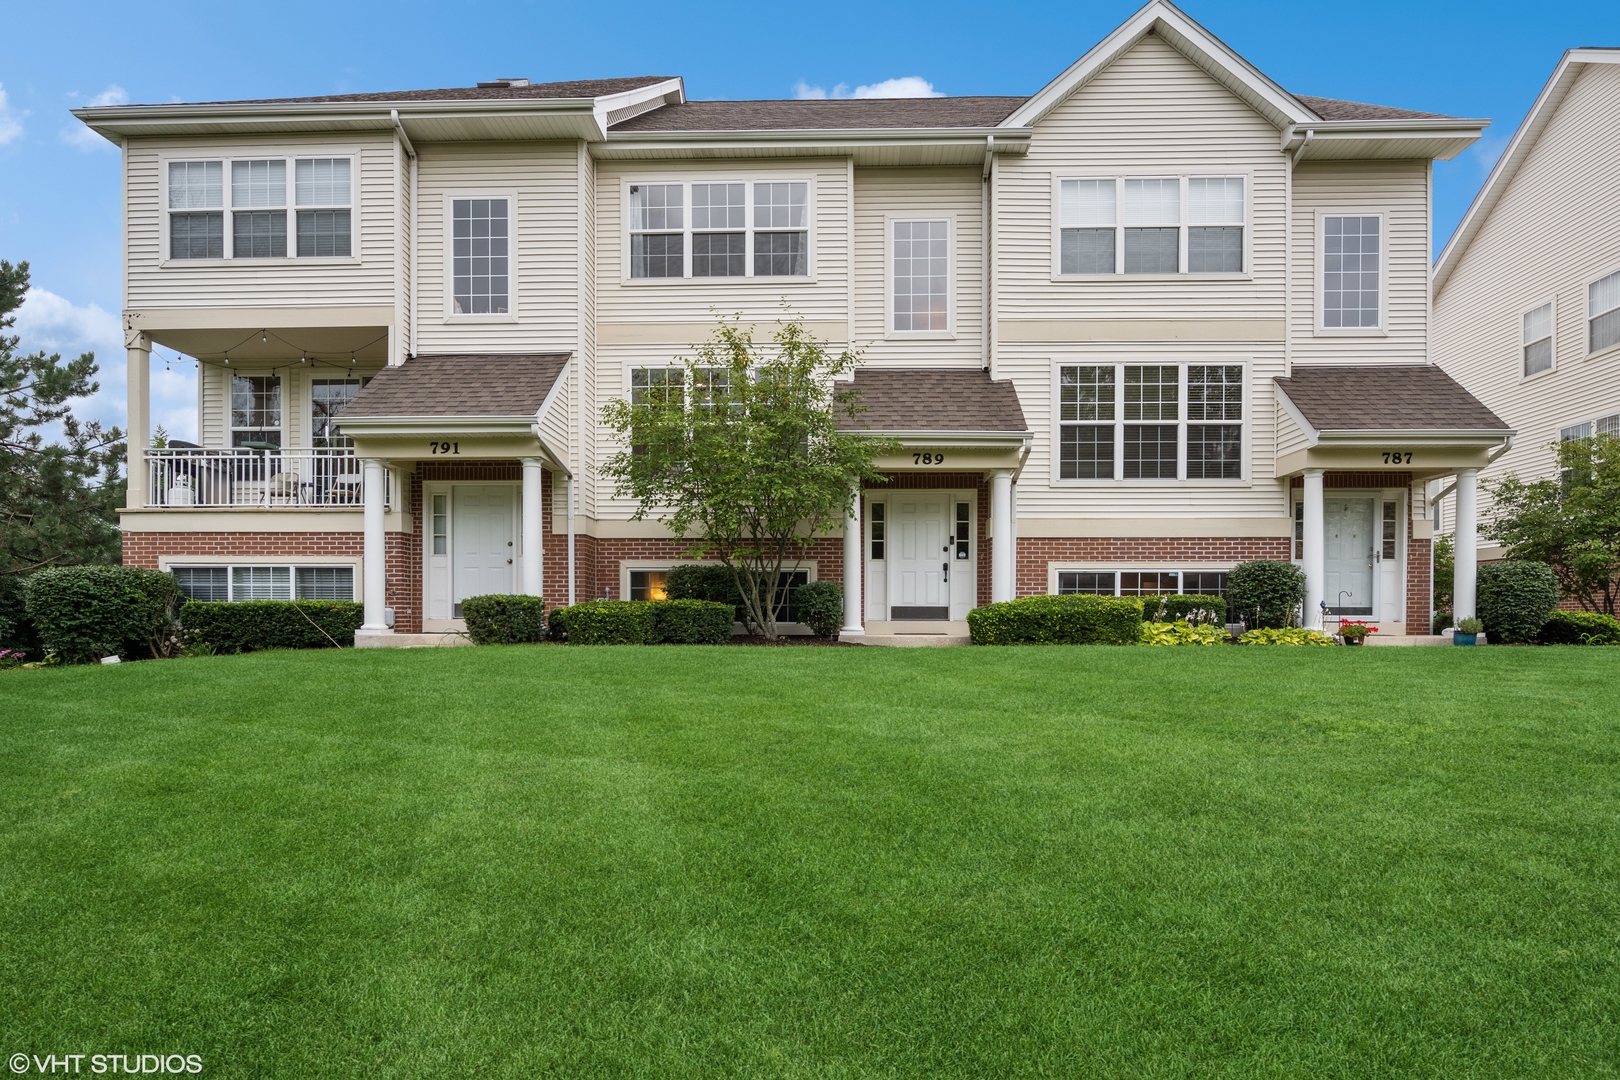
[
  {"xmin": 1323, "ymin": 215, "xmax": 1381, "ymax": 328},
  {"xmin": 870, "ymin": 502, "xmax": 885, "ymax": 560},
  {"xmin": 1059, "ymin": 365, "xmax": 1115, "ymax": 479},
  {"xmin": 754, "ymin": 182, "xmax": 808, "ymax": 276},
  {"xmin": 231, "ymin": 375, "xmax": 282, "ymax": 448},
  {"xmin": 1123, "ymin": 178, "xmax": 1179, "ymax": 273},
  {"xmin": 296, "ymin": 158, "xmax": 352, "ymax": 257},
  {"xmin": 629, "ymin": 184, "xmax": 684, "ymax": 278},
  {"xmin": 1123, "ymin": 365, "xmax": 1178, "ymax": 479},
  {"xmin": 1059, "ymin": 179, "xmax": 1115, "ymax": 273},
  {"xmin": 1589, "ymin": 269, "xmax": 1620, "ymax": 353},
  {"xmin": 1522, "ymin": 302, "xmax": 1553, "ymax": 376},
  {"xmin": 892, "ymin": 220, "xmax": 949, "ymax": 332},
  {"xmin": 629, "ymin": 367, "xmax": 684, "ymax": 467},
  {"xmin": 1294, "ymin": 500, "xmax": 1305, "ymax": 559},
  {"xmin": 432, "ymin": 494, "xmax": 448, "ymax": 556},
  {"xmin": 954, "ymin": 503, "xmax": 971, "ymax": 560},
  {"xmin": 1186, "ymin": 365, "xmax": 1243, "ymax": 479},
  {"xmin": 691, "ymin": 183, "xmax": 745, "ymax": 277},
  {"xmin": 452, "ymin": 198, "xmax": 510, "ymax": 314},
  {"xmin": 231, "ymin": 160, "xmax": 287, "ymax": 258},
  {"xmin": 1187, "ymin": 177, "xmax": 1243, "ymax": 272},
  {"xmin": 311, "ymin": 379, "xmax": 361, "ymax": 449},
  {"xmin": 169, "ymin": 161, "xmax": 224, "ymax": 259},
  {"xmin": 1381, "ymin": 501, "xmax": 1398, "ymax": 560}
]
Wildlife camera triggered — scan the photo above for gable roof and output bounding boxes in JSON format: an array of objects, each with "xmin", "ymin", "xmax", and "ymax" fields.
[
  {"xmin": 1274, "ymin": 365, "xmax": 1509, "ymax": 434},
  {"xmin": 837, "ymin": 369, "xmax": 1029, "ymax": 434},
  {"xmin": 609, "ymin": 97, "xmax": 1027, "ymax": 132},
  {"xmin": 1433, "ymin": 48, "xmax": 1620, "ymax": 296},
  {"xmin": 338, "ymin": 354, "xmax": 570, "ymax": 420}
]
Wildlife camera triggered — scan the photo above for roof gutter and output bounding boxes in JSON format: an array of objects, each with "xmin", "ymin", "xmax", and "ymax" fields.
[{"xmin": 1429, "ymin": 435, "xmax": 1516, "ymax": 506}]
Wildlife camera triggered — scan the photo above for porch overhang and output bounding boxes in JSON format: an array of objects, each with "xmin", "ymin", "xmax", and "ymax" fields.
[
  {"xmin": 1276, "ymin": 431, "xmax": 1513, "ymax": 480},
  {"xmin": 857, "ymin": 430, "xmax": 1033, "ymax": 473},
  {"xmin": 838, "ymin": 367, "xmax": 1031, "ymax": 473},
  {"xmin": 337, "ymin": 416, "xmax": 569, "ymax": 474}
]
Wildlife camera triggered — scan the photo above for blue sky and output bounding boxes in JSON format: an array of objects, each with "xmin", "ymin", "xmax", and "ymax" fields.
[{"xmin": 1, "ymin": 0, "xmax": 1616, "ymax": 440}]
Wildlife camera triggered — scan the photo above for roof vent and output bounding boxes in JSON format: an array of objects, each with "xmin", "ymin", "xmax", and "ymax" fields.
[{"xmin": 477, "ymin": 77, "xmax": 531, "ymax": 89}]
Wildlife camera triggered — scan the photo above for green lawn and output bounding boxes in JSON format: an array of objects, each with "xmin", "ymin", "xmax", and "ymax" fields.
[{"xmin": 1, "ymin": 646, "xmax": 1617, "ymax": 1078}]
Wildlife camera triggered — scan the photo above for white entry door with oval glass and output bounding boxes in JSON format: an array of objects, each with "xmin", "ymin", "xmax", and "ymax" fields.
[
  {"xmin": 881, "ymin": 492, "xmax": 975, "ymax": 620},
  {"xmin": 1324, "ymin": 496, "xmax": 1374, "ymax": 616},
  {"xmin": 451, "ymin": 485, "xmax": 515, "ymax": 617}
]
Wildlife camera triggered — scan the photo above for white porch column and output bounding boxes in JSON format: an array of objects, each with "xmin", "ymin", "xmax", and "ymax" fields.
[
  {"xmin": 360, "ymin": 457, "xmax": 390, "ymax": 634},
  {"xmin": 840, "ymin": 487, "xmax": 864, "ymax": 637},
  {"xmin": 1302, "ymin": 468, "xmax": 1325, "ymax": 629},
  {"xmin": 1454, "ymin": 468, "xmax": 1479, "ymax": 622},
  {"xmin": 991, "ymin": 469, "xmax": 1014, "ymax": 603},
  {"xmin": 125, "ymin": 332, "xmax": 151, "ymax": 508},
  {"xmin": 521, "ymin": 457, "xmax": 544, "ymax": 598}
]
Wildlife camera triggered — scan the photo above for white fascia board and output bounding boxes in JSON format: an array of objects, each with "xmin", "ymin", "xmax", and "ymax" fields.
[
  {"xmin": 1433, "ymin": 49, "xmax": 1620, "ymax": 296},
  {"xmin": 1001, "ymin": 0, "xmax": 1314, "ymax": 132},
  {"xmin": 533, "ymin": 358, "xmax": 572, "ymax": 428},
  {"xmin": 597, "ymin": 127, "xmax": 1032, "ymax": 156},
  {"xmin": 1273, "ymin": 391, "xmax": 1321, "ymax": 447},
  {"xmin": 1314, "ymin": 429, "xmax": 1515, "ymax": 446}
]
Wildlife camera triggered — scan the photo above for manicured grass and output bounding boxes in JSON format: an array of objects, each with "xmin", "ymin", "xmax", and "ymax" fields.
[{"xmin": 1, "ymin": 646, "xmax": 1617, "ymax": 1077}]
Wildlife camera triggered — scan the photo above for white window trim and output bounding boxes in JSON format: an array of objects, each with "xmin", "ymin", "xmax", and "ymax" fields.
[
  {"xmin": 1585, "ymin": 263, "xmax": 1620, "ymax": 359},
  {"xmin": 1045, "ymin": 563, "xmax": 1239, "ymax": 596},
  {"xmin": 1519, "ymin": 296, "xmax": 1557, "ymax": 381},
  {"xmin": 618, "ymin": 176, "xmax": 818, "ymax": 286},
  {"xmin": 158, "ymin": 558, "xmax": 361, "ymax": 602},
  {"xmin": 885, "ymin": 212, "xmax": 957, "ymax": 341},
  {"xmin": 1048, "ymin": 358, "xmax": 1251, "ymax": 486},
  {"xmin": 1314, "ymin": 209, "xmax": 1388, "ymax": 337},
  {"xmin": 442, "ymin": 190, "xmax": 519, "ymax": 323},
  {"xmin": 1555, "ymin": 408, "xmax": 1620, "ymax": 445},
  {"xmin": 1049, "ymin": 172, "xmax": 1253, "ymax": 281},
  {"xmin": 228, "ymin": 370, "xmax": 285, "ymax": 448},
  {"xmin": 158, "ymin": 149, "xmax": 360, "ymax": 267}
]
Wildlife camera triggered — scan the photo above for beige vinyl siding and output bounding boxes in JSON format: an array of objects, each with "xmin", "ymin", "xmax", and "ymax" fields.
[
  {"xmin": 398, "ymin": 144, "xmax": 412, "ymax": 360},
  {"xmin": 992, "ymin": 33, "xmax": 1290, "ymax": 523},
  {"xmin": 853, "ymin": 166, "xmax": 983, "ymax": 364},
  {"xmin": 1274, "ymin": 399, "xmax": 1311, "ymax": 459},
  {"xmin": 414, "ymin": 142, "xmax": 582, "ymax": 353},
  {"xmin": 126, "ymin": 133, "xmax": 397, "ymax": 309},
  {"xmin": 1433, "ymin": 61, "xmax": 1620, "ymax": 526},
  {"xmin": 578, "ymin": 143, "xmax": 598, "ymax": 522},
  {"xmin": 198, "ymin": 361, "xmax": 385, "ymax": 449},
  {"xmin": 1290, "ymin": 159, "xmax": 1430, "ymax": 361}
]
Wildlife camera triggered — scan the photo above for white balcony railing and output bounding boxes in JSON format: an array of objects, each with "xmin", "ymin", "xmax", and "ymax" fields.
[{"xmin": 146, "ymin": 447, "xmax": 389, "ymax": 509}]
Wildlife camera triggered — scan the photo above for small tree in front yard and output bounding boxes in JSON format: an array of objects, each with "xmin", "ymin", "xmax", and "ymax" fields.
[
  {"xmin": 1486, "ymin": 434, "xmax": 1620, "ymax": 614},
  {"xmin": 601, "ymin": 319, "xmax": 896, "ymax": 639}
]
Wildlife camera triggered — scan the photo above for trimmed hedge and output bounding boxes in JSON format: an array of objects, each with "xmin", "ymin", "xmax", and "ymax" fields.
[
  {"xmin": 967, "ymin": 594, "xmax": 1143, "ymax": 645},
  {"xmin": 26, "ymin": 566, "xmax": 182, "ymax": 663},
  {"xmin": 666, "ymin": 564, "xmax": 743, "ymax": 615},
  {"xmin": 1141, "ymin": 594, "xmax": 1227, "ymax": 625},
  {"xmin": 791, "ymin": 580, "xmax": 843, "ymax": 638},
  {"xmin": 1477, "ymin": 561, "xmax": 1559, "ymax": 644},
  {"xmin": 1539, "ymin": 610, "xmax": 1620, "ymax": 646},
  {"xmin": 181, "ymin": 600, "xmax": 363, "ymax": 653},
  {"xmin": 461, "ymin": 594, "xmax": 549, "ymax": 645},
  {"xmin": 552, "ymin": 600, "xmax": 657, "ymax": 644},
  {"xmin": 1228, "ymin": 560, "xmax": 1306, "ymax": 629},
  {"xmin": 653, "ymin": 599, "xmax": 735, "ymax": 644}
]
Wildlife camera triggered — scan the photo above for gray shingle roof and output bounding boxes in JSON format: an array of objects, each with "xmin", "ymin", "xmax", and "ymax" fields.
[
  {"xmin": 837, "ymin": 368, "xmax": 1029, "ymax": 433},
  {"xmin": 1295, "ymin": 95, "xmax": 1454, "ymax": 121},
  {"xmin": 338, "ymin": 354, "xmax": 569, "ymax": 419},
  {"xmin": 1275, "ymin": 365, "xmax": 1508, "ymax": 432},
  {"xmin": 608, "ymin": 96, "xmax": 1028, "ymax": 132},
  {"xmin": 174, "ymin": 77, "xmax": 674, "ymax": 108}
]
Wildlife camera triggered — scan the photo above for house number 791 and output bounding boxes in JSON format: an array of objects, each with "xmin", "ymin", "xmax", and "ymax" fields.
[{"xmin": 430, "ymin": 441, "xmax": 460, "ymax": 455}]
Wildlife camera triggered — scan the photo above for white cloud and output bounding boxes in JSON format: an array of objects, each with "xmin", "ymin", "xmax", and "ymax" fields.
[
  {"xmin": 0, "ymin": 84, "xmax": 29, "ymax": 145},
  {"xmin": 793, "ymin": 76, "xmax": 944, "ymax": 100},
  {"xmin": 61, "ymin": 85, "xmax": 126, "ymax": 150}
]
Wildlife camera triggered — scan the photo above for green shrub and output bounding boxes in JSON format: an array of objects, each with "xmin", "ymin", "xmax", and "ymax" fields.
[
  {"xmin": 1141, "ymin": 594, "xmax": 1227, "ymax": 625},
  {"xmin": 1539, "ymin": 610, "xmax": 1620, "ymax": 645},
  {"xmin": 1456, "ymin": 617, "xmax": 1484, "ymax": 635},
  {"xmin": 666, "ymin": 564, "xmax": 743, "ymax": 615},
  {"xmin": 547, "ymin": 604, "xmax": 570, "ymax": 641},
  {"xmin": 461, "ymin": 594, "xmax": 549, "ymax": 645},
  {"xmin": 1432, "ymin": 610, "xmax": 1454, "ymax": 635},
  {"xmin": 1140, "ymin": 620, "xmax": 1226, "ymax": 646},
  {"xmin": 180, "ymin": 600, "xmax": 363, "ymax": 653},
  {"xmin": 791, "ymin": 580, "xmax": 843, "ymax": 638},
  {"xmin": 553, "ymin": 600, "xmax": 657, "ymax": 644},
  {"xmin": 653, "ymin": 599, "xmax": 736, "ymax": 644},
  {"xmin": 26, "ymin": 566, "xmax": 182, "ymax": 663},
  {"xmin": 967, "ymin": 594, "xmax": 1143, "ymax": 645},
  {"xmin": 1238, "ymin": 626, "xmax": 1335, "ymax": 646},
  {"xmin": 1477, "ymin": 561, "xmax": 1559, "ymax": 644},
  {"xmin": 1228, "ymin": 561, "xmax": 1306, "ymax": 629},
  {"xmin": 0, "ymin": 574, "xmax": 40, "ymax": 660}
]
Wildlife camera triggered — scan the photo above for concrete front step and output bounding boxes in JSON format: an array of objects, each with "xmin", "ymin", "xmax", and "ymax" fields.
[
  {"xmin": 354, "ymin": 631, "xmax": 474, "ymax": 648},
  {"xmin": 855, "ymin": 633, "xmax": 973, "ymax": 647},
  {"xmin": 1362, "ymin": 634, "xmax": 1450, "ymax": 646}
]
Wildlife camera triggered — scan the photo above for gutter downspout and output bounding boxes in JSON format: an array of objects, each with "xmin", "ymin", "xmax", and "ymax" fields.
[
  {"xmin": 392, "ymin": 110, "xmax": 417, "ymax": 359},
  {"xmin": 982, "ymin": 135, "xmax": 993, "ymax": 370}
]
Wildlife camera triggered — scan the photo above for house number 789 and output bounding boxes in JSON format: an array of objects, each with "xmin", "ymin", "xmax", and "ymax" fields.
[{"xmin": 912, "ymin": 452, "xmax": 945, "ymax": 465}]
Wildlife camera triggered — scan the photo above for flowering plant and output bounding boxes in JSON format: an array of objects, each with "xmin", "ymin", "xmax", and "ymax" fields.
[
  {"xmin": 1338, "ymin": 620, "xmax": 1376, "ymax": 640},
  {"xmin": 0, "ymin": 649, "xmax": 27, "ymax": 669}
]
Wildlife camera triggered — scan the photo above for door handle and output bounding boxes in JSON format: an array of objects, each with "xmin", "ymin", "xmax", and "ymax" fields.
[
  {"xmin": 943, "ymin": 561, "xmax": 949, "ymax": 582},
  {"xmin": 507, "ymin": 558, "xmax": 513, "ymax": 564}
]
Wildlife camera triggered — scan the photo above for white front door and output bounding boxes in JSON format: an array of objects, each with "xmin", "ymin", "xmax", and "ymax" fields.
[
  {"xmin": 453, "ymin": 485, "xmax": 514, "ymax": 612},
  {"xmin": 1324, "ymin": 497, "xmax": 1374, "ymax": 615},
  {"xmin": 889, "ymin": 495, "xmax": 951, "ymax": 619}
]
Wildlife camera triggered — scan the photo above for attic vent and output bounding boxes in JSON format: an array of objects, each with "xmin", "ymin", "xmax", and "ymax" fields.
[{"xmin": 477, "ymin": 77, "xmax": 531, "ymax": 88}]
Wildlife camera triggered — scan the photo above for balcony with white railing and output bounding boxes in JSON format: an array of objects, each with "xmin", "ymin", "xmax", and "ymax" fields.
[{"xmin": 145, "ymin": 446, "xmax": 390, "ymax": 509}]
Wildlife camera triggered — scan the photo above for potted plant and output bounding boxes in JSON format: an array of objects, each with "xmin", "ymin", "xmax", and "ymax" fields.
[
  {"xmin": 1454, "ymin": 617, "xmax": 1484, "ymax": 646},
  {"xmin": 1338, "ymin": 620, "xmax": 1375, "ymax": 645}
]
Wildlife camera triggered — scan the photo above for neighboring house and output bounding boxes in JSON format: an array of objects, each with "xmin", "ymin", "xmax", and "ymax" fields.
[
  {"xmin": 73, "ymin": 0, "xmax": 1508, "ymax": 641},
  {"xmin": 1432, "ymin": 49, "xmax": 1620, "ymax": 578}
]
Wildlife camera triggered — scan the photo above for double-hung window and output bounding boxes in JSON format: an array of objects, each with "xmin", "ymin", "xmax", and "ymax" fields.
[
  {"xmin": 231, "ymin": 375, "xmax": 282, "ymax": 448},
  {"xmin": 1058, "ymin": 362, "xmax": 1244, "ymax": 481},
  {"xmin": 1522, "ymin": 302, "xmax": 1554, "ymax": 376},
  {"xmin": 1589, "ymin": 269, "xmax": 1620, "ymax": 354},
  {"xmin": 1321, "ymin": 214, "xmax": 1382, "ymax": 329},
  {"xmin": 627, "ymin": 180, "xmax": 810, "ymax": 279},
  {"xmin": 891, "ymin": 219, "xmax": 951, "ymax": 333},
  {"xmin": 167, "ymin": 156, "xmax": 352, "ymax": 261},
  {"xmin": 1057, "ymin": 175, "xmax": 1245, "ymax": 275},
  {"xmin": 172, "ymin": 564, "xmax": 354, "ymax": 602},
  {"xmin": 451, "ymin": 198, "xmax": 510, "ymax": 314}
]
